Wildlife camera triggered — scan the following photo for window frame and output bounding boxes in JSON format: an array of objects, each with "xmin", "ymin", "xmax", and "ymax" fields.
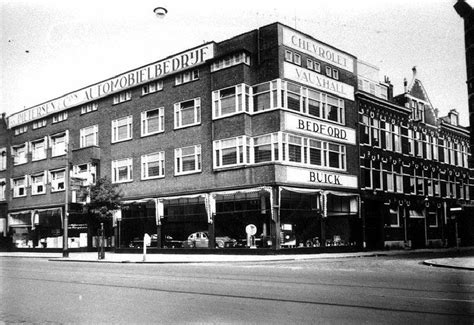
[
  {"xmin": 112, "ymin": 116, "xmax": 133, "ymax": 143},
  {"xmin": 50, "ymin": 169, "xmax": 66, "ymax": 192},
  {"xmin": 142, "ymin": 80, "xmax": 163, "ymax": 96},
  {"xmin": 31, "ymin": 138, "xmax": 47, "ymax": 161},
  {"xmin": 214, "ymin": 136, "xmax": 249, "ymax": 168},
  {"xmin": 112, "ymin": 158, "xmax": 133, "ymax": 183},
  {"xmin": 12, "ymin": 143, "xmax": 28, "ymax": 165},
  {"xmin": 80, "ymin": 125, "xmax": 99, "ymax": 148},
  {"xmin": 175, "ymin": 145, "xmax": 202, "ymax": 176},
  {"xmin": 174, "ymin": 98, "xmax": 201, "ymax": 129},
  {"xmin": 141, "ymin": 107, "xmax": 164, "ymax": 137},
  {"xmin": 31, "ymin": 172, "xmax": 46, "ymax": 195},
  {"xmin": 50, "ymin": 132, "xmax": 68, "ymax": 157},
  {"xmin": 112, "ymin": 91, "xmax": 132, "ymax": 105},
  {"xmin": 141, "ymin": 152, "xmax": 165, "ymax": 180},
  {"xmin": 81, "ymin": 102, "xmax": 98, "ymax": 114},
  {"xmin": 13, "ymin": 176, "xmax": 27, "ymax": 198}
]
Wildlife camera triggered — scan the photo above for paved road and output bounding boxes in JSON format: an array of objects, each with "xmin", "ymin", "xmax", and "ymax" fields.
[{"xmin": 1, "ymin": 254, "xmax": 473, "ymax": 324}]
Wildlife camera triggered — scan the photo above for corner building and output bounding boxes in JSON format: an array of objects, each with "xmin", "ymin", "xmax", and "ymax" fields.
[{"xmin": 4, "ymin": 23, "xmax": 361, "ymax": 250}]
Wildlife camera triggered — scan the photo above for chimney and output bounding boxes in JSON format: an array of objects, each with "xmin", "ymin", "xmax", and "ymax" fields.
[
  {"xmin": 403, "ymin": 78, "xmax": 408, "ymax": 93},
  {"xmin": 412, "ymin": 66, "xmax": 417, "ymax": 79}
]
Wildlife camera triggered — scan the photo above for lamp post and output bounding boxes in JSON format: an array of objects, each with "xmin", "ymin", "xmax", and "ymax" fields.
[{"xmin": 62, "ymin": 142, "xmax": 70, "ymax": 258}]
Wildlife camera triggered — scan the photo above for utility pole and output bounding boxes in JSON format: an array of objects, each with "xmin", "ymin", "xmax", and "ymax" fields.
[{"xmin": 62, "ymin": 141, "xmax": 70, "ymax": 257}]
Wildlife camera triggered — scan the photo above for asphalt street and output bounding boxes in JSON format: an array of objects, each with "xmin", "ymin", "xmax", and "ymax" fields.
[{"xmin": 1, "ymin": 253, "xmax": 473, "ymax": 324}]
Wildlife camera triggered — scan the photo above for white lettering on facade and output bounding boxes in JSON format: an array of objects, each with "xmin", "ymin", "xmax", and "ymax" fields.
[
  {"xmin": 283, "ymin": 63, "xmax": 354, "ymax": 101},
  {"xmin": 8, "ymin": 44, "xmax": 215, "ymax": 128},
  {"xmin": 282, "ymin": 27, "xmax": 354, "ymax": 73},
  {"xmin": 283, "ymin": 166, "xmax": 358, "ymax": 189}
]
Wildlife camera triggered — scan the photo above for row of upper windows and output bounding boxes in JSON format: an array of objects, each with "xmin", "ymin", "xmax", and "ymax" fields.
[
  {"xmin": 385, "ymin": 206, "xmax": 443, "ymax": 228},
  {"xmin": 284, "ymin": 49, "xmax": 339, "ymax": 80},
  {"xmin": 12, "ymin": 52, "xmax": 254, "ymax": 136},
  {"xmin": 361, "ymin": 159, "xmax": 470, "ymax": 201},
  {"xmin": 113, "ymin": 132, "xmax": 347, "ymax": 184},
  {"xmin": 213, "ymin": 79, "xmax": 345, "ymax": 124},
  {"xmin": 360, "ymin": 115, "xmax": 470, "ymax": 168},
  {"xmin": 10, "ymin": 163, "xmax": 96, "ymax": 198},
  {"xmin": 11, "ymin": 132, "xmax": 68, "ymax": 165}
]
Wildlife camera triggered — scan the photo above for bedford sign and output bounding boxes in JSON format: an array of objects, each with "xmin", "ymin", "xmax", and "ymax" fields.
[
  {"xmin": 282, "ymin": 27, "xmax": 355, "ymax": 73},
  {"xmin": 284, "ymin": 112, "xmax": 356, "ymax": 145},
  {"xmin": 8, "ymin": 43, "xmax": 215, "ymax": 128},
  {"xmin": 283, "ymin": 63, "xmax": 354, "ymax": 101}
]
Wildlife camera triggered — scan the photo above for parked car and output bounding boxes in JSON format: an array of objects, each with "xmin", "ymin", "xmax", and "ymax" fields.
[{"xmin": 183, "ymin": 231, "xmax": 237, "ymax": 248}]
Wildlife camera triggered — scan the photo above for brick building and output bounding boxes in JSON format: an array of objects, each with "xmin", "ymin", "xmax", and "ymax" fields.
[
  {"xmin": 357, "ymin": 63, "xmax": 472, "ymax": 249},
  {"xmin": 1, "ymin": 21, "xmax": 471, "ymax": 252},
  {"xmin": 3, "ymin": 23, "xmax": 361, "ymax": 251}
]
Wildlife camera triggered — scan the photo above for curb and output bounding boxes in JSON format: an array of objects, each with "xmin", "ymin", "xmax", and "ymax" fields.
[{"xmin": 423, "ymin": 260, "xmax": 474, "ymax": 271}]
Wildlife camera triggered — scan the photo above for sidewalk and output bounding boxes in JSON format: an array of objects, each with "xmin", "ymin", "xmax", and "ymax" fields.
[{"xmin": 0, "ymin": 247, "xmax": 472, "ymax": 269}]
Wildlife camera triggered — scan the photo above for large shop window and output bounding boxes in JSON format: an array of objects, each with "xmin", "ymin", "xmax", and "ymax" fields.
[
  {"xmin": 214, "ymin": 136, "xmax": 249, "ymax": 168},
  {"xmin": 141, "ymin": 152, "xmax": 165, "ymax": 179},
  {"xmin": 112, "ymin": 158, "xmax": 133, "ymax": 183},
  {"xmin": 112, "ymin": 116, "xmax": 133, "ymax": 143},
  {"xmin": 174, "ymin": 98, "xmax": 201, "ymax": 129},
  {"xmin": 212, "ymin": 84, "xmax": 251, "ymax": 118},
  {"xmin": 12, "ymin": 143, "xmax": 27, "ymax": 165},
  {"xmin": 80, "ymin": 125, "xmax": 98, "ymax": 148},
  {"xmin": 175, "ymin": 145, "xmax": 201, "ymax": 175},
  {"xmin": 141, "ymin": 107, "xmax": 164, "ymax": 136}
]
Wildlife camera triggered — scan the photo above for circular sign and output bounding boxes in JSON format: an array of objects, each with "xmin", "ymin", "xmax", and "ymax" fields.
[{"xmin": 245, "ymin": 224, "xmax": 257, "ymax": 236}]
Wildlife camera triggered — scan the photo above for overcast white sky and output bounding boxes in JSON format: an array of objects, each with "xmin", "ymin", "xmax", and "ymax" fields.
[{"xmin": 0, "ymin": 0, "xmax": 470, "ymax": 125}]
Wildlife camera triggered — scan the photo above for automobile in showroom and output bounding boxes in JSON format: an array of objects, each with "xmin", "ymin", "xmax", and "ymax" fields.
[{"xmin": 183, "ymin": 231, "xmax": 237, "ymax": 248}]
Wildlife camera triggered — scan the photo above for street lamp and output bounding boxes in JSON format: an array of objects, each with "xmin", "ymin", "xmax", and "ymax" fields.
[
  {"xmin": 62, "ymin": 142, "xmax": 71, "ymax": 258},
  {"xmin": 153, "ymin": 6, "xmax": 168, "ymax": 18}
]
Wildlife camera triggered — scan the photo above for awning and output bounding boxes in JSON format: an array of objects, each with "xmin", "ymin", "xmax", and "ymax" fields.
[
  {"xmin": 409, "ymin": 210, "xmax": 424, "ymax": 218},
  {"xmin": 8, "ymin": 211, "xmax": 32, "ymax": 227}
]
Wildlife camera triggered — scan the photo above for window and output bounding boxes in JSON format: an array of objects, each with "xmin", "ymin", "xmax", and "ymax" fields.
[
  {"xmin": 141, "ymin": 152, "xmax": 165, "ymax": 179},
  {"xmin": 214, "ymin": 136, "xmax": 248, "ymax": 168},
  {"xmin": 72, "ymin": 163, "xmax": 97, "ymax": 186},
  {"xmin": 175, "ymin": 69, "xmax": 199, "ymax": 85},
  {"xmin": 50, "ymin": 132, "xmax": 67, "ymax": 157},
  {"xmin": 80, "ymin": 125, "xmax": 98, "ymax": 147},
  {"xmin": 325, "ymin": 66, "xmax": 332, "ymax": 77},
  {"xmin": 14, "ymin": 125, "xmax": 27, "ymax": 136},
  {"xmin": 32, "ymin": 119, "xmax": 47, "ymax": 129},
  {"xmin": 371, "ymin": 118, "xmax": 380, "ymax": 147},
  {"xmin": 372, "ymin": 161, "xmax": 382, "ymax": 190},
  {"xmin": 174, "ymin": 98, "xmax": 201, "ymax": 129},
  {"xmin": 283, "ymin": 82, "xmax": 303, "ymax": 112},
  {"xmin": 332, "ymin": 69, "xmax": 339, "ymax": 80},
  {"xmin": 427, "ymin": 209, "xmax": 438, "ymax": 227},
  {"xmin": 142, "ymin": 80, "xmax": 163, "ymax": 95},
  {"xmin": 141, "ymin": 107, "xmax": 164, "ymax": 136},
  {"xmin": 12, "ymin": 144, "xmax": 27, "ymax": 165},
  {"xmin": 31, "ymin": 138, "xmax": 46, "ymax": 161},
  {"xmin": 31, "ymin": 173, "xmax": 46, "ymax": 195},
  {"xmin": 211, "ymin": 52, "xmax": 250, "ymax": 72},
  {"xmin": 112, "ymin": 158, "xmax": 133, "ymax": 183},
  {"xmin": 212, "ymin": 84, "xmax": 251, "ymax": 118},
  {"xmin": 284, "ymin": 134, "xmax": 303, "ymax": 163},
  {"xmin": 294, "ymin": 53, "xmax": 301, "ymax": 65},
  {"xmin": 112, "ymin": 116, "xmax": 133, "ymax": 143},
  {"xmin": 50, "ymin": 169, "xmax": 65, "ymax": 192},
  {"xmin": 113, "ymin": 91, "xmax": 131, "ymax": 104},
  {"xmin": 52, "ymin": 112, "xmax": 68, "ymax": 123},
  {"xmin": 0, "ymin": 178, "xmax": 5, "ymax": 201},
  {"xmin": 253, "ymin": 80, "xmax": 279, "ymax": 112},
  {"xmin": 389, "ymin": 208, "xmax": 400, "ymax": 227},
  {"xmin": 253, "ymin": 134, "xmax": 279, "ymax": 163},
  {"xmin": 306, "ymin": 59, "xmax": 321, "ymax": 72},
  {"xmin": 13, "ymin": 176, "xmax": 27, "ymax": 197},
  {"xmin": 175, "ymin": 145, "xmax": 201, "ymax": 175},
  {"xmin": 327, "ymin": 143, "xmax": 345, "ymax": 169},
  {"xmin": 0, "ymin": 148, "xmax": 6, "ymax": 170},
  {"xmin": 285, "ymin": 50, "xmax": 293, "ymax": 62},
  {"xmin": 81, "ymin": 102, "xmax": 98, "ymax": 114}
]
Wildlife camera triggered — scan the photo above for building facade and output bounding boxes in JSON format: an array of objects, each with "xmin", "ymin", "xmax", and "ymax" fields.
[
  {"xmin": 3, "ymin": 23, "xmax": 361, "ymax": 251},
  {"xmin": 1, "ymin": 22, "xmax": 471, "ymax": 251},
  {"xmin": 357, "ymin": 64, "xmax": 472, "ymax": 249}
]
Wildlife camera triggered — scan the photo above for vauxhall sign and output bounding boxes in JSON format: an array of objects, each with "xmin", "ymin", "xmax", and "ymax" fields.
[{"xmin": 8, "ymin": 43, "xmax": 215, "ymax": 128}]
